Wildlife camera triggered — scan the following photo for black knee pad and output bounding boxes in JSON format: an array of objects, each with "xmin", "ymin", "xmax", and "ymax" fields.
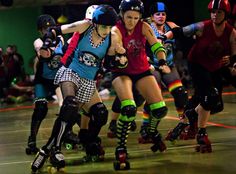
[
  {"xmin": 210, "ymin": 96, "xmax": 224, "ymax": 114},
  {"xmin": 89, "ymin": 102, "xmax": 108, "ymax": 127},
  {"xmin": 171, "ymin": 86, "xmax": 188, "ymax": 109},
  {"xmin": 59, "ymin": 96, "xmax": 79, "ymax": 123},
  {"xmin": 200, "ymin": 88, "xmax": 220, "ymax": 111},
  {"xmin": 150, "ymin": 106, "xmax": 168, "ymax": 120},
  {"xmin": 111, "ymin": 96, "xmax": 121, "ymax": 113},
  {"xmin": 33, "ymin": 98, "xmax": 48, "ymax": 121},
  {"xmin": 121, "ymin": 105, "xmax": 137, "ymax": 119}
]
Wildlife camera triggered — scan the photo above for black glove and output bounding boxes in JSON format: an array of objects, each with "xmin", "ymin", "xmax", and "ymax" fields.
[{"xmin": 157, "ymin": 34, "xmax": 167, "ymax": 42}]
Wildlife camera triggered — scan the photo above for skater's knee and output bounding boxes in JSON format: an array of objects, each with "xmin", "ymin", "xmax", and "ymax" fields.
[
  {"xmin": 59, "ymin": 96, "xmax": 79, "ymax": 122},
  {"xmin": 149, "ymin": 101, "xmax": 168, "ymax": 120},
  {"xmin": 171, "ymin": 86, "xmax": 188, "ymax": 109},
  {"xmin": 200, "ymin": 88, "xmax": 220, "ymax": 111},
  {"xmin": 119, "ymin": 99, "xmax": 137, "ymax": 122},
  {"xmin": 89, "ymin": 102, "xmax": 108, "ymax": 126},
  {"xmin": 34, "ymin": 98, "xmax": 48, "ymax": 120}
]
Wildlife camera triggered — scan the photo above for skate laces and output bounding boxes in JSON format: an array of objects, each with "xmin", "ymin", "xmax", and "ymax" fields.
[{"xmin": 33, "ymin": 149, "xmax": 47, "ymax": 168}]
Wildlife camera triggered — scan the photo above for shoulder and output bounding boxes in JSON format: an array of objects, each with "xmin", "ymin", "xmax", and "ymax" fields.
[{"xmin": 166, "ymin": 21, "xmax": 179, "ymax": 28}]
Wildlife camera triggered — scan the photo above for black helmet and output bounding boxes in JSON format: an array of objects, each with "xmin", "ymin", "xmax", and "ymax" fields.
[
  {"xmin": 92, "ymin": 5, "xmax": 118, "ymax": 26},
  {"xmin": 119, "ymin": 0, "xmax": 144, "ymax": 14},
  {"xmin": 37, "ymin": 14, "xmax": 56, "ymax": 30},
  {"xmin": 150, "ymin": 2, "xmax": 168, "ymax": 15}
]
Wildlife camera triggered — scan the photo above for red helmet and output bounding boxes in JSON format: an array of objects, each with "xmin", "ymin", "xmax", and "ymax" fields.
[{"xmin": 208, "ymin": 0, "xmax": 231, "ymax": 14}]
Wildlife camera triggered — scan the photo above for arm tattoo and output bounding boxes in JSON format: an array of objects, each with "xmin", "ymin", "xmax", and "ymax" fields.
[
  {"xmin": 182, "ymin": 22, "xmax": 204, "ymax": 37},
  {"xmin": 68, "ymin": 24, "xmax": 77, "ymax": 29}
]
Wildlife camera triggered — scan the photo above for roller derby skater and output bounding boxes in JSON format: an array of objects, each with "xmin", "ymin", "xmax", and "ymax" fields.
[
  {"xmin": 111, "ymin": 0, "xmax": 169, "ymax": 170},
  {"xmin": 31, "ymin": 4, "xmax": 125, "ymax": 173},
  {"xmin": 165, "ymin": 0, "xmax": 236, "ymax": 152},
  {"xmin": 26, "ymin": 14, "xmax": 64, "ymax": 155}
]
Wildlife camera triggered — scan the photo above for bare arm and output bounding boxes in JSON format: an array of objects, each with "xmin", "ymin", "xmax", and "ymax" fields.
[{"xmin": 60, "ymin": 20, "xmax": 91, "ymax": 34}]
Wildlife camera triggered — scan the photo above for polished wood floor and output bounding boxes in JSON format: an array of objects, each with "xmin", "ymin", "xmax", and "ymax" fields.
[{"xmin": 0, "ymin": 88, "xmax": 236, "ymax": 174}]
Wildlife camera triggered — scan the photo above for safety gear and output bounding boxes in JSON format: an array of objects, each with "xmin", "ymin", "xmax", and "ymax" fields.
[
  {"xmin": 85, "ymin": 5, "xmax": 99, "ymax": 20},
  {"xmin": 150, "ymin": 2, "xmax": 167, "ymax": 15},
  {"xmin": 92, "ymin": 4, "xmax": 118, "ymax": 26},
  {"xmin": 37, "ymin": 14, "xmax": 56, "ymax": 30},
  {"xmin": 208, "ymin": 0, "xmax": 231, "ymax": 14},
  {"xmin": 119, "ymin": 0, "xmax": 144, "ymax": 14}
]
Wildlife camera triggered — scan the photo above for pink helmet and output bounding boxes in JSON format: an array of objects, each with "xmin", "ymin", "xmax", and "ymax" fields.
[{"xmin": 208, "ymin": 0, "xmax": 231, "ymax": 14}]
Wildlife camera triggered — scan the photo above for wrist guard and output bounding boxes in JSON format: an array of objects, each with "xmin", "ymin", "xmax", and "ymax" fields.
[
  {"xmin": 158, "ymin": 59, "xmax": 167, "ymax": 66},
  {"xmin": 151, "ymin": 42, "xmax": 166, "ymax": 55},
  {"xmin": 104, "ymin": 54, "xmax": 128, "ymax": 69}
]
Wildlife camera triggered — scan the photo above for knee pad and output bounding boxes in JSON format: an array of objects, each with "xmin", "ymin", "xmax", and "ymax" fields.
[
  {"xmin": 89, "ymin": 102, "xmax": 108, "ymax": 127},
  {"xmin": 111, "ymin": 96, "xmax": 121, "ymax": 113},
  {"xmin": 59, "ymin": 96, "xmax": 79, "ymax": 123},
  {"xmin": 33, "ymin": 98, "xmax": 48, "ymax": 121},
  {"xmin": 149, "ymin": 101, "xmax": 168, "ymax": 120},
  {"xmin": 200, "ymin": 88, "xmax": 220, "ymax": 111},
  {"xmin": 119, "ymin": 99, "xmax": 137, "ymax": 122},
  {"xmin": 171, "ymin": 86, "xmax": 188, "ymax": 109},
  {"xmin": 210, "ymin": 96, "xmax": 224, "ymax": 114}
]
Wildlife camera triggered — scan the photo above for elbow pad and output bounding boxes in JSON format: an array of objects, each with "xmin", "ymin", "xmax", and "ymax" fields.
[
  {"xmin": 171, "ymin": 27, "xmax": 184, "ymax": 38},
  {"xmin": 151, "ymin": 42, "xmax": 166, "ymax": 55}
]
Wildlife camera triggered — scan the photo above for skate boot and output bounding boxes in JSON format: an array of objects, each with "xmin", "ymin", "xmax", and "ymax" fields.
[
  {"xmin": 26, "ymin": 136, "xmax": 39, "ymax": 155},
  {"xmin": 138, "ymin": 124, "xmax": 153, "ymax": 144},
  {"xmin": 107, "ymin": 120, "xmax": 117, "ymax": 138},
  {"xmin": 113, "ymin": 146, "xmax": 130, "ymax": 170},
  {"xmin": 83, "ymin": 137, "xmax": 105, "ymax": 162},
  {"xmin": 63, "ymin": 130, "xmax": 83, "ymax": 150},
  {"xmin": 130, "ymin": 120, "xmax": 137, "ymax": 132},
  {"xmin": 31, "ymin": 148, "xmax": 50, "ymax": 173},
  {"xmin": 165, "ymin": 122, "xmax": 189, "ymax": 143},
  {"xmin": 195, "ymin": 133, "xmax": 212, "ymax": 153},
  {"xmin": 150, "ymin": 131, "xmax": 167, "ymax": 153},
  {"xmin": 48, "ymin": 149, "xmax": 66, "ymax": 173},
  {"xmin": 179, "ymin": 109, "xmax": 198, "ymax": 140}
]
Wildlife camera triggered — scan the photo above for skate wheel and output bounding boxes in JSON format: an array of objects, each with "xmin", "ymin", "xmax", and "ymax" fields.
[
  {"xmin": 65, "ymin": 143, "xmax": 73, "ymax": 150},
  {"xmin": 113, "ymin": 161, "xmax": 130, "ymax": 170}
]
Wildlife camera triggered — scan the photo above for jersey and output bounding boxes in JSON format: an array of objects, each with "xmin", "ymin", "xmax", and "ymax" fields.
[
  {"xmin": 69, "ymin": 26, "xmax": 111, "ymax": 80},
  {"xmin": 188, "ymin": 20, "xmax": 233, "ymax": 72},
  {"xmin": 150, "ymin": 22, "xmax": 175, "ymax": 67},
  {"xmin": 114, "ymin": 20, "xmax": 150, "ymax": 75}
]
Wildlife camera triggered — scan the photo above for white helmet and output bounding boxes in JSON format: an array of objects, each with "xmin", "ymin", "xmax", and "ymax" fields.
[{"xmin": 85, "ymin": 5, "xmax": 99, "ymax": 20}]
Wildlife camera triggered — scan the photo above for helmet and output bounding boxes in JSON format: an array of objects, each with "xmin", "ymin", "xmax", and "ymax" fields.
[
  {"xmin": 85, "ymin": 5, "xmax": 99, "ymax": 20},
  {"xmin": 119, "ymin": 0, "xmax": 144, "ymax": 14},
  {"xmin": 37, "ymin": 14, "xmax": 56, "ymax": 30},
  {"xmin": 150, "ymin": 2, "xmax": 167, "ymax": 15},
  {"xmin": 92, "ymin": 5, "xmax": 118, "ymax": 26},
  {"xmin": 208, "ymin": 0, "xmax": 231, "ymax": 14}
]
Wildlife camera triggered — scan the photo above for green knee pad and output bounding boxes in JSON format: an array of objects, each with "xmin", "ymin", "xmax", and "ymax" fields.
[{"xmin": 118, "ymin": 99, "xmax": 137, "ymax": 122}]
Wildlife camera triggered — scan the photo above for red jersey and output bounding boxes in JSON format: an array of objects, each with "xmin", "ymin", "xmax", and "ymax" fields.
[
  {"xmin": 114, "ymin": 20, "xmax": 150, "ymax": 75},
  {"xmin": 188, "ymin": 20, "xmax": 233, "ymax": 72}
]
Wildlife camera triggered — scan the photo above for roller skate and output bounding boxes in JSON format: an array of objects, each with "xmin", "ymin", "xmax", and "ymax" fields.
[
  {"xmin": 113, "ymin": 147, "xmax": 130, "ymax": 170},
  {"xmin": 107, "ymin": 120, "xmax": 117, "ymax": 138},
  {"xmin": 31, "ymin": 148, "xmax": 50, "ymax": 173},
  {"xmin": 130, "ymin": 120, "xmax": 137, "ymax": 132},
  {"xmin": 178, "ymin": 109, "xmax": 198, "ymax": 140},
  {"xmin": 138, "ymin": 124, "xmax": 153, "ymax": 144},
  {"xmin": 165, "ymin": 122, "xmax": 189, "ymax": 143},
  {"xmin": 195, "ymin": 133, "xmax": 212, "ymax": 153},
  {"xmin": 26, "ymin": 136, "xmax": 39, "ymax": 155},
  {"xmin": 63, "ymin": 131, "xmax": 83, "ymax": 150},
  {"xmin": 150, "ymin": 131, "xmax": 167, "ymax": 153},
  {"xmin": 48, "ymin": 149, "xmax": 66, "ymax": 173},
  {"xmin": 82, "ymin": 137, "xmax": 105, "ymax": 162}
]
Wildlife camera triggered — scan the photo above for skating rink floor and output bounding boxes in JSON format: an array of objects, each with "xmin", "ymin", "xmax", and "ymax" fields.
[{"xmin": 0, "ymin": 87, "xmax": 236, "ymax": 174}]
